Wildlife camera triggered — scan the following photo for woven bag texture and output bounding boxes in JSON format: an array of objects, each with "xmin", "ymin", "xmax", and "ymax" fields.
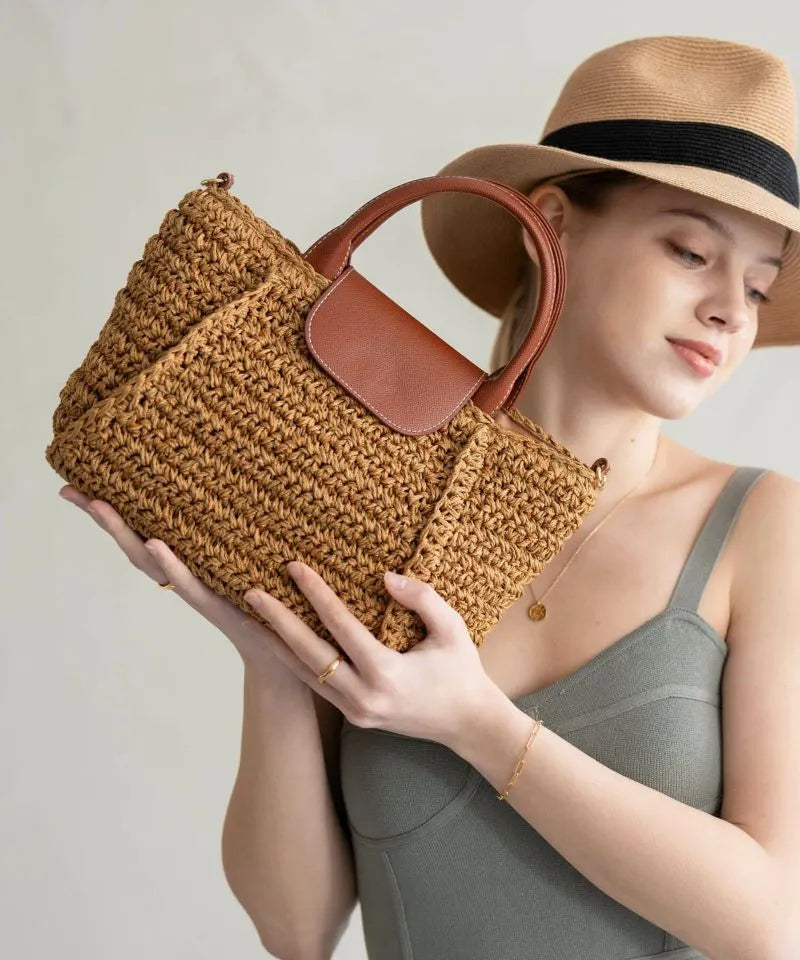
[{"xmin": 45, "ymin": 181, "xmax": 602, "ymax": 653}]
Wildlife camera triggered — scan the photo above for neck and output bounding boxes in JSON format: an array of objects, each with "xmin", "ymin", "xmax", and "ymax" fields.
[{"xmin": 512, "ymin": 363, "xmax": 665, "ymax": 506}]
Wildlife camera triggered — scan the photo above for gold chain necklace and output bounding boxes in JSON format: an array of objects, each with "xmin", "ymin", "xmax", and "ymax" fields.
[{"xmin": 527, "ymin": 436, "xmax": 662, "ymax": 622}]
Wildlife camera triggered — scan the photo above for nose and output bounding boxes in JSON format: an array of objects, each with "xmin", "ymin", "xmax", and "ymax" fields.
[{"xmin": 698, "ymin": 266, "xmax": 754, "ymax": 335}]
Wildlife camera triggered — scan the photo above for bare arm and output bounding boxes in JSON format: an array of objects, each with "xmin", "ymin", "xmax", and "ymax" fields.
[
  {"xmin": 444, "ymin": 472, "xmax": 800, "ymax": 960},
  {"xmin": 452, "ymin": 692, "xmax": 788, "ymax": 960},
  {"xmin": 57, "ymin": 486, "xmax": 358, "ymax": 960},
  {"xmin": 222, "ymin": 667, "xmax": 358, "ymax": 958}
]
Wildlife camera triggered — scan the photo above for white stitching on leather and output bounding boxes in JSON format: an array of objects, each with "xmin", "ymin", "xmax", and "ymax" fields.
[{"xmin": 302, "ymin": 177, "xmax": 539, "ymax": 419}]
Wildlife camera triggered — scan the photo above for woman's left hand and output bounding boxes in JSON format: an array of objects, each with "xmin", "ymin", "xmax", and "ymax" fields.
[{"xmin": 242, "ymin": 561, "xmax": 500, "ymax": 750}]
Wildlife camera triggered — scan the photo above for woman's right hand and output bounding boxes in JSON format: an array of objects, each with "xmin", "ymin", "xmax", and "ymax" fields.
[{"xmin": 58, "ymin": 484, "xmax": 307, "ymax": 691}]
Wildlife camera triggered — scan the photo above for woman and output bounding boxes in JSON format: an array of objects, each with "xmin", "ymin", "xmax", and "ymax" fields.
[{"xmin": 59, "ymin": 35, "xmax": 800, "ymax": 960}]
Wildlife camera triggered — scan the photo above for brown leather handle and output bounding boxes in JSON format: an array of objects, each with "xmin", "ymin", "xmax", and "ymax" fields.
[{"xmin": 302, "ymin": 175, "xmax": 566, "ymax": 415}]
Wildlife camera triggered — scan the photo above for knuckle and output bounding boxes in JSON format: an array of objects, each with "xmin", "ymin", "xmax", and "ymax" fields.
[
  {"xmin": 375, "ymin": 664, "xmax": 401, "ymax": 693},
  {"xmin": 127, "ymin": 553, "xmax": 148, "ymax": 573},
  {"xmin": 148, "ymin": 547, "xmax": 168, "ymax": 567},
  {"xmin": 348, "ymin": 707, "xmax": 373, "ymax": 729},
  {"xmin": 352, "ymin": 695, "xmax": 384, "ymax": 728}
]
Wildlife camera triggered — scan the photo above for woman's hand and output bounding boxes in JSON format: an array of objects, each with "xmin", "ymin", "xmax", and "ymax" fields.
[
  {"xmin": 57, "ymin": 484, "xmax": 306, "ymax": 691},
  {"xmin": 242, "ymin": 560, "xmax": 499, "ymax": 749}
]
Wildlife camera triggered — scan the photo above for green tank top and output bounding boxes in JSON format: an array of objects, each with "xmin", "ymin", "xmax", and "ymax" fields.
[{"xmin": 339, "ymin": 464, "xmax": 768, "ymax": 959}]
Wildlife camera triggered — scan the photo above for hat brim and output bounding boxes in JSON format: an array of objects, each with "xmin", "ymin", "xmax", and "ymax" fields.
[{"xmin": 420, "ymin": 141, "xmax": 800, "ymax": 349}]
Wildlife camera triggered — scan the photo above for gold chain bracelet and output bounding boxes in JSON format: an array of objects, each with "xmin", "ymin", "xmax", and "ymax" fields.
[{"xmin": 496, "ymin": 717, "xmax": 544, "ymax": 801}]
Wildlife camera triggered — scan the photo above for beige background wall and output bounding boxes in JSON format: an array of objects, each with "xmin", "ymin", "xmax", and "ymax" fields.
[{"xmin": 3, "ymin": 2, "xmax": 799, "ymax": 957}]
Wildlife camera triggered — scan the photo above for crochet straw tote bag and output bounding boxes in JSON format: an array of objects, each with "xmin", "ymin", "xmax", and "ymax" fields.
[{"xmin": 45, "ymin": 172, "xmax": 610, "ymax": 654}]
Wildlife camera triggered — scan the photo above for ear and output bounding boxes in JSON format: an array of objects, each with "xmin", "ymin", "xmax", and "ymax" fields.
[{"xmin": 522, "ymin": 183, "xmax": 571, "ymax": 263}]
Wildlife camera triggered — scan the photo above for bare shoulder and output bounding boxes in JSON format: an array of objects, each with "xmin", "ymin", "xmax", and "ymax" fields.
[
  {"xmin": 731, "ymin": 463, "xmax": 800, "ymax": 518},
  {"xmin": 662, "ymin": 434, "xmax": 800, "ymax": 528},
  {"xmin": 713, "ymin": 463, "xmax": 800, "ymax": 894},
  {"xmin": 661, "ymin": 436, "xmax": 800, "ymax": 632},
  {"xmin": 725, "ymin": 464, "xmax": 800, "ymax": 616}
]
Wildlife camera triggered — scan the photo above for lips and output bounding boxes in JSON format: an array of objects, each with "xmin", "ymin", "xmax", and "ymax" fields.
[
  {"xmin": 668, "ymin": 340, "xmax": 717, "ymax": 377},
  {"xmin": 666, "ymin": 338, "xmax": 723, "ymax": 366}
]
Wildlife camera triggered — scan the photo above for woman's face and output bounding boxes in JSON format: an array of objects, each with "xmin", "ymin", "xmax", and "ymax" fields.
[{"xmin": 522, "ymin": 178, "xmax": 788, "ymax": 420}]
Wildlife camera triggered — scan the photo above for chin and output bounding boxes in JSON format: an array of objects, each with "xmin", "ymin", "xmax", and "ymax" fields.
[{"xmin": 641, "ymin": 380, "xmax": 712, "ymax": 420}]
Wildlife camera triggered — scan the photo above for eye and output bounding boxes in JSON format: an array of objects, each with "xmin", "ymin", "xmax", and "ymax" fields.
[
  {"xmin": 667, "ymin": 241, "xmax": 706, "ymax": 266},
  {"xmin": 667, "ymin": 242, "xmax": 771, "ymax": 305}
]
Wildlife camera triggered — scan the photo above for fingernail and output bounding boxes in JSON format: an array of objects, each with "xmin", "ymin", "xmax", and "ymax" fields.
[{"xmin": 386, "ymin": 570, "xmax": 407, "ymax": 588}]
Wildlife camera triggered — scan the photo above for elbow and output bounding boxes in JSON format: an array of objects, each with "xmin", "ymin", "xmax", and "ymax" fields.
[
  {"xmin": 258, "ymin": 901, "xmax": 356, "ymax": 960},
  {"xmin": 749, "ymin": 905, "xmax": 799, "ymax": 960},
  {"xmin": 761, "ymin": 933, "xmax": 799, "ymax": 960},
  {"xmin": 768, "ymin": 919, "xmax": 800, "ymax": 960},
  {"xmin": 258, "ymin": 930, "xmax": 339, "ymax": 960},
  {"xmin": 715, "ymin": 896, "xmax": 798, "ymax": 960},
  {"xmin": 763, "ymin": 863, "xmax": 800, "ymax": 960},
  {"xmin": 725, "ymin": 929, "xmax": 795, "ymax": 960}
]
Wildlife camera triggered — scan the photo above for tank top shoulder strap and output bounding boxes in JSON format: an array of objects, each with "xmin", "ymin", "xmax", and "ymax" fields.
[{"xmin": 668, "ymin": 465, "xmax": 770, "ymax": 613}]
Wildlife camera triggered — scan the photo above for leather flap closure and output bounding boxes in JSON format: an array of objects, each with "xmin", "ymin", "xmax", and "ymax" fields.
[{"xmin": 305, "ymin": 266, "xmax": 487, "ymax": 435}]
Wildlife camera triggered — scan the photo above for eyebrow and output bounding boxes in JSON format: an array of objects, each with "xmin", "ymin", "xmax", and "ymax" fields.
[{"xmin": 657, "ymin": 207, "xmax": 784, "ymax": 269}]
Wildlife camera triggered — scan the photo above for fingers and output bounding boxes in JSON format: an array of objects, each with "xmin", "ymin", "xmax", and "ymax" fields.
[
  {"xmin": 280, "ymin": 560, "xmax": 398, "ymax": 679},
  {"xmin": 244, "ymin": 580, "xmax": 366, "ymax": 702},
  {"xmin": 57, "ymin": 486, "xmax": 307, "ymax": 677},
  {"xmin": 242, "ymin": 618, "xmax": 353, "ymax": 713},
  {"xmin": 142, "ymin": 538, "xmax": 237, "ymax": 625},
  {"xmin": 240, "ymin": 558, "xmax": 406, "ymax": 720},
  {"xmin": 58, "ymin": 486, "xmax": 243, "ymax": 632},
  {"xmin": 59, "ymin": 485, "xmax": 169, "ymax": 583}
]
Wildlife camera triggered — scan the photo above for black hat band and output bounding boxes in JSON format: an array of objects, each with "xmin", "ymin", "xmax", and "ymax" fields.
[{"xmin": 540, "ymin": 118, "xmax": 799, "ymax": 206}]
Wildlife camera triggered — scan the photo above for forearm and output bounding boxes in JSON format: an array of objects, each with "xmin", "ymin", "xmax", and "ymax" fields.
[
  {"xmin": 450, "ymin": 685, "xmax": 789, "ymax": 960},
  {"xmin": 222, "ymin": 669, "xmax": 357, "ymax": 957}
]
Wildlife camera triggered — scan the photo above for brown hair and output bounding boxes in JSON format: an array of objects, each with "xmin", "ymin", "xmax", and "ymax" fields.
[{"xmin": 488, "ymin": 169, "xmax": 653, "ymax": 371}]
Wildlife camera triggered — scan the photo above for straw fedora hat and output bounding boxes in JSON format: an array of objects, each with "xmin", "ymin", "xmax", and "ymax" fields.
[{"xmin": 419, "ymin": 35, "xmax": 800, "ymax": 349}]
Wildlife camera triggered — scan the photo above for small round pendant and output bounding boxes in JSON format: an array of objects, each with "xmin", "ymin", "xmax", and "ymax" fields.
[{"xmin": 528, "ymin": 602, "xmax": 546, "ymax": 621}]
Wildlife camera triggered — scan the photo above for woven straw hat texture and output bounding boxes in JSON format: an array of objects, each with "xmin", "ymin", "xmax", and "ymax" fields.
[
  {"xmin": 420, "ymin": 36, "xmax": 800, "ymax": 349},
  {"xmin": 45, "ymin": 182, "xmax": 603, "ymax": 652}
]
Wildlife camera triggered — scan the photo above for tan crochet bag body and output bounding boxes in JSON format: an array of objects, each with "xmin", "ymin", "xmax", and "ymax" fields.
[{"xmin": 45, "ymin": 173, "xmax": 609, "ymax": 654}]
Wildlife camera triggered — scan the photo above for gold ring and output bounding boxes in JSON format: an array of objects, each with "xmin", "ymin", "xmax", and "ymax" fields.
[
  {"xmin": 318, "ymin": 655, "xmax": 345, "ymax": 684},
  {"xmin": 157, "ymin": 581, "xmax": 175, "ymax": 590}
]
